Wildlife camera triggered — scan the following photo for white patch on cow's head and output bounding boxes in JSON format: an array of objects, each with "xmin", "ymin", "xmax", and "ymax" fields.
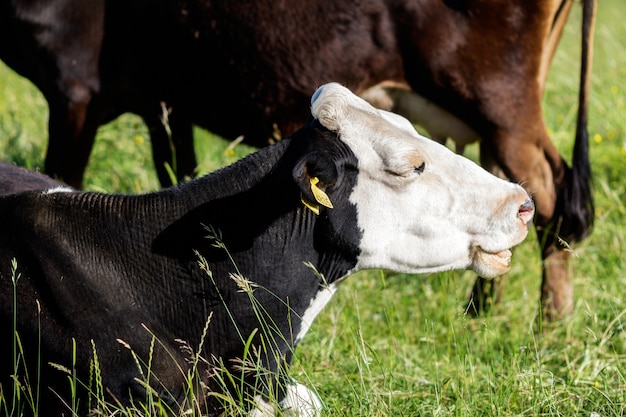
[
  {"xmin": 311, "ymin": 83, "xmax": 534, "ymax": 278},
  {"xmin": 43, "ymin": 186, "xmax": 74, "ymax": 194}
]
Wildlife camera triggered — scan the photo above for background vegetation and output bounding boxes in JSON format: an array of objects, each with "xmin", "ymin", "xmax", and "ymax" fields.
[{"xmin": 0, "ymin": 1, "xmax": 624, "ymax": 415}]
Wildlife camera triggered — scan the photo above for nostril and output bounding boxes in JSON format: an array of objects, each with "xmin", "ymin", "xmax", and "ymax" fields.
[{"xmin": 518, "ymin": 198, "xmax": 535, "ymax": 226}]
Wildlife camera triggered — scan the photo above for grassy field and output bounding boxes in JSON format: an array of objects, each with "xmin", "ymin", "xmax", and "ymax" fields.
[{"xmin": 1, "ymin": 1, "xmax": 625, "ymax": 416}]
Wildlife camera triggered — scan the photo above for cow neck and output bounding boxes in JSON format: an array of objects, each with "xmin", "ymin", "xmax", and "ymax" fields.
[
  {"xmin": 151, "ymin": 126, "xmax": 356, "ymax": 292},
  {"xmin": 174, "ymin": 138, "xmax": 293, "ymax": 209},
  {"xmin": 183, "ymin": 127, "xmax": 358, "ymax": 287}
]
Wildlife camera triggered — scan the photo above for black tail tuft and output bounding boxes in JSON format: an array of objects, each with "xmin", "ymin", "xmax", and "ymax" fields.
[{"xmin": 558, "ymin": 0, "xmax": 596, "ymax": 244}]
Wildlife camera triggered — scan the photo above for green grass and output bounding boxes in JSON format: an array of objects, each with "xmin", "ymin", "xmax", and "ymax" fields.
[{"xmin": 1, "ymin": 1, "xmax": 625, "ymax": 415}]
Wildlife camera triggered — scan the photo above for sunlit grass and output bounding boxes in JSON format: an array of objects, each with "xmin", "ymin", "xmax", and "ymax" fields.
[{"xmin": 0, "ymin": 0, "xmax": 625, "ymax": 415}]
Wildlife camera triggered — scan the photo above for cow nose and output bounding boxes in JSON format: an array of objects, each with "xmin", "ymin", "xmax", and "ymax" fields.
[{"xmin": 518, "ymin": 198, "xmax": 535, "ymax": 227}]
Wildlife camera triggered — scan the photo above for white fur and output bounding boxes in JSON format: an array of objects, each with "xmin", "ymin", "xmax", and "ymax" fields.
[
  {"xmin": 361, "ymin": 83, "xmax": 480, "ymax": 152},
  {"xmin": 248, "ymin": 83, "xmax": 531, "ymax": 417},
  {"xmin": 311, "ymin": 83, "xmax": 531, "ymax": 278},
  {"xmin": 295, "ymin": 284, "xmax": 337, "ymax": 343},
  {"xmin": 249, "ymin": 382, "xmax": 322, "ymax": 417},
  {"xmin": 250, "ymin": 395, "xmax": 275, "ymax": 417},
  {"xmin": 280, "ymin": 381, "xmax": 322, "ymax": 417},
  {"xmin": 43, "ymin": 186, "xmax": 74, "ymax": 194}
]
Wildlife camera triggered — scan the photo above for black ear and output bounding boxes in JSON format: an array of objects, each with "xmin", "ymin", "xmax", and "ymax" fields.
[{"xmin": 293, "ymin": 151, "xmax": 338, "ymax": 212}]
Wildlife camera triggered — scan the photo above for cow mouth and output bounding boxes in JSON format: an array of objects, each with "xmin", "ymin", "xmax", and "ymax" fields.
[{"xmin": 472, "ymin": 248, "xmax": 512, "ymax": 278}]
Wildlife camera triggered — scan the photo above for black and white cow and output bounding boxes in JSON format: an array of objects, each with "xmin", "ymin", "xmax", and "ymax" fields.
[{"xmin": 0, "ymin": 84, "xmax": 534, "ymax": 415}]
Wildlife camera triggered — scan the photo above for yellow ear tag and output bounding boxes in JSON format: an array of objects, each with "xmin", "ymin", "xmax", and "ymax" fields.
[
  {"xmin": 301, "ymin": 196, "xmax": 320, "ymax": 215},
  {"xmin": 310, "ymin": 177, "xmax": 333, "ymax": 209}
]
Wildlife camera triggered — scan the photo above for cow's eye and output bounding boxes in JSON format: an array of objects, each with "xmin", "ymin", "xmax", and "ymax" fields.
[{"xmin": 414, "ymin": 162, "xmax": 425, "ymax": 174}]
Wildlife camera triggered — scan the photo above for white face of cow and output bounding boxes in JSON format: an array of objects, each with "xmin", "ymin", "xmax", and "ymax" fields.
[{"xmin": 311, "ymin": 83, "xmax": 534, "ymax": 278}]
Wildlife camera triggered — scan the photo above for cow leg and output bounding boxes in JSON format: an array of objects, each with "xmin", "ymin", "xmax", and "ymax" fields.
[
  {"xmin": 172, "ymin": 117, "xmax": 197, "ymax": 184},
  {"xmin": 466, "ymin": 132, "xmax": 573, "ymax": 321},
  {"xmin": 492, "ymin": 128, "xmax": 572, "ymax": 320},
  {"xmin": 539, "ymin": 243, "xmax": 573, "ymax": 322},
  {"xmin": 502, "ymin": 140, "xmax": 574, "ymax": 321},
  {"xmin": 464, "ymin": 140, "xmax": 510, "ymax": 316},
  {"xmin": 145, "ymin": 104, "xmax": 197, "ymax": 187},
  {"xmin": 466, "ymin": 199, "xmax": 575, "ymax": 322},
  {"xmin": 45, "ymin": 90, "xmax": 101, "ymax": 189},
  {"xmin": 145, "ymin": 110, "xmax": 174, "ymax": 187},
  {"xmin": 465, "ymin": 275, "xmax": 506, "ymax": 316},
  {"xmin": 17, "ymin": 1, "xmax": 107, "ymax": 189}
]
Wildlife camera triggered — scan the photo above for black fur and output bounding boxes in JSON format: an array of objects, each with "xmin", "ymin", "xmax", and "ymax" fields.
[
  {"xmin": 0, "ymin": 120, "xmax": 360, "ymax": 415},
  {"xmin": 0, "ymin": 162, "xmax": 69, "ymax": 195}
]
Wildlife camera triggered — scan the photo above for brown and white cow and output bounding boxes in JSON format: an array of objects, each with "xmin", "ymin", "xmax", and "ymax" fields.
[{"xmin": 0, "ymin": 0, "xmax": 596, "ymax": 319}]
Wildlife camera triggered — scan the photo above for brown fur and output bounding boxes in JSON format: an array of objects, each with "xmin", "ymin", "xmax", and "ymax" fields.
[{"xmin": 0, "ymin": 0, "xmax": 596, "ymax": 319}]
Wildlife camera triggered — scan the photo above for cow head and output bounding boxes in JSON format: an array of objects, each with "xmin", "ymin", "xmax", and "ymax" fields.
[{"xmin": 306, "ymin": 83, "xmax": 534, "ymax": 278}]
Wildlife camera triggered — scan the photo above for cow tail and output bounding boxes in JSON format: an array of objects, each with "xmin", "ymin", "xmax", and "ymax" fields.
[{"xmin": 564, "ymin": 0, "xmax": 597, "ymax": 243}]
